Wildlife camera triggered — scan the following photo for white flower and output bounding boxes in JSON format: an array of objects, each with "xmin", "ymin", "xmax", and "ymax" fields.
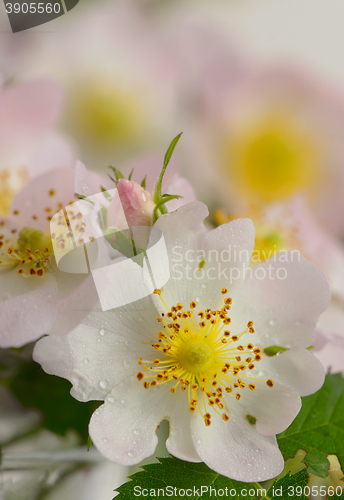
[{"xmin": 33, "ymin": 202, "xmax": 330, "ymax": 482}]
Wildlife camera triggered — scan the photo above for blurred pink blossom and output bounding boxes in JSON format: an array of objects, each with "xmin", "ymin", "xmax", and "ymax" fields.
[{"xmin": 0, "ymin": 79, "xmax": 75, "ymax": 216}]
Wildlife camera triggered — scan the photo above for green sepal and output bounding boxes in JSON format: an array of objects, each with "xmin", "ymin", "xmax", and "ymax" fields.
[
  {"xmin": 153, "ymin": 194, "xmax": 182, "ymax": 223},
  {"xmin": 101, "ymin": 186, "xmax": 113, "ymax": 201},
  {"xmin": 153, "ymin": 133, "xmax": 182, "ymax": 219},
  {"xmin": 74, "ymin": 193, "xmax": 94, "ymax": 205},
  {"xmin": 109, "ymin": 166, "xmax": 125, "ymax": 185}
]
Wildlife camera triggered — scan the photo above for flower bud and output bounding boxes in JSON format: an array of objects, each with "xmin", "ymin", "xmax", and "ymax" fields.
[{"xmin": 117, "ymin": 179, "xmax": 155, "ymax": 227}]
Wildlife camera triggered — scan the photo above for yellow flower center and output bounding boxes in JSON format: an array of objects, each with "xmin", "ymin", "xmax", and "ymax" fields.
[
  {"xmin": 0, "ymin": 189, "xmax": 87, "ymax": 278},
  {"xmin": 137, "ymin": 288, "xmax": 274, "ymax": 427},
  {"xmin": 253, "ymin": 228, "xmax": 287, "ymax": 263},
  {"xmin": 66, "ymin": 81, "xmax": 143, "ymax": 150},
  {"xmin": 223, "ymin": 113, "xmax": 323, "ymax": 203},
  {"xmin": 0, "ymin": 225, "xmax": 52, "ymax": 277},
  {"xmin": 179, "ymin": 340, "xmax": 214, "ymax": 373}
]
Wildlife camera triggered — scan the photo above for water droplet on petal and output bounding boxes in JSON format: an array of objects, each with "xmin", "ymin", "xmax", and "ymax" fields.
[
  {"xmin": 102, "ymin": 438, "xmax": 108, "ymax": 444},
  {"xmin": 99, "ymin": 329, "xmax": 106, "ymax": 336},
  {"xmin": 99, "ymin": 380, "xmax": 108, "ymax": 389},
  {"xmin": 83, "ymin": 358, "xmax": 89, "ymax": 364},
  {"xmin": 107, "ymin": 397, "xmax": 115, "ymax": 403},
  {"xmin": 127, "ymin": 451, "xmax": 136, "ymax": 458},
  {"xmin": 269, "ymin": 319, "xmax": 277, "ymax": 327},
  {"xmin": 133, "ymin": 429, "xmax": 141, "ymax": 435}
]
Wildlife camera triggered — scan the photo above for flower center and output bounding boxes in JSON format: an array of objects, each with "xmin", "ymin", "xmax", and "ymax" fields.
[
  {"xmin": 137, "ymin": 288, "xmax": 274, "ymax": 427},
  {"xmin": 66, "ymin": 81, "xmax": 143, "ymax": 150},
  {"xmin": 17, "ymin": 227, "xmax": 53, "ymax": 255},
  {"xmin": 223, "ymin": 113, "xmax": 322, "ymax": 203},
  {"xmin": 178, "ymin": 340, "xmax": 214, "ymax": 373},
  {"xmin": 0, "ymin": 189, "xmax": 80, "ymax": 278}
]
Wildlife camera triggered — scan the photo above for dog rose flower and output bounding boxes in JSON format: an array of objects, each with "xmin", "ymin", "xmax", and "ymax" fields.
[
  {"xmin": 33, "ymin": 202, "xmax": 330, "ymax": 482},
  {"xmin": 0, "ymin": 167, "xmax": 107, "ymax": 348}
]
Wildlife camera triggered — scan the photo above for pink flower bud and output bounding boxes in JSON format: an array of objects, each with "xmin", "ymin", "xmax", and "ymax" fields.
[{"xmin": 117, "ymin": 179, "xmax": 155, "ymax": 227}]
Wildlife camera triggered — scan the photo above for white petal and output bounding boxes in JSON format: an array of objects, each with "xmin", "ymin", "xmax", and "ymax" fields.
[
  {"xmin": 262, "ymin": 348, "xmax": 325, "ymax": 396},
  {"xmin": 33, "ymin": 295, "xmax": 162, "ymax": 401},
  {"xmin": 33, "ymin": 315, "xmax": 154, "ymax": 402},
  {"xmin": 191, "ymin": 407, "xmax": 284, "ymax": 482},
  {"xmin": 49, "ymin": 274, "xmax": 101, "ymax": 336},
  {"xmin": 165, "ymin": 394, "xmax": 201, "ymax": 463},
  {"xmin": 231, "ymin": 255, "xmax": 331, "ymax": 348},
  {"xmin": 155, "ymin": 203, "xmax": 255, "ymax": 313},
  {"xmin": 89, "ymin": 378, "xmax": 169, "ymax": 465},
  {"xmin": 74, "ymin": 160, "xmax": 94, "ymax": 198},
  {"xmin": 238, "ymin": 381, "xmax": 301, "ymax": 435},
  {"xmin": 0, "ymin": 273, "xmax": 59, "ymax": 348},
  {"xmin": 89, "ymin": 374, "xmax": 201, "ymax": 465}
]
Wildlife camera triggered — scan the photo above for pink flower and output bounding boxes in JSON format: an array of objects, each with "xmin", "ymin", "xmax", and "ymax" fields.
[
  {"xmin": 185, "ymin": 65, "xmax": 344, "ymax": 235},
  {"xmin": 0, "ymin": 167, "xmax": 106, "ymax": 348},
  {"xmin": 0, "ymin": 79, "xmax": 75, "ymax": 216}
]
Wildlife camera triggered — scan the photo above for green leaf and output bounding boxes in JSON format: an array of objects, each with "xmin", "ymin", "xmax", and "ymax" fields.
[
  {"xmin": 141, "ymin": 176, "xmax": 147, "ymax": 189},
  {"xmin": 264, "ymin": 470, "xmax": 310, "ymax": 499},
  {"xmin": 264, "ymin": 346, "xmax": 287, "ymax": 356},
  {"xmin": 277, "ymin": 373, "xmax": 344, "ymax": 478},
  {"xmin": 115, "ymin": 456, "xmax": 257, "ymax": 499},
  {"xmin": 115, "ymin": 457, "xmax": 315, "ymax": 500},
  {"xmin": 128, "ymin": 168, "xmax": 134, "ymax": 181},
  {"xmin": 153, "ymin": 133, "xmax": 182, "ymax": 209}
]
